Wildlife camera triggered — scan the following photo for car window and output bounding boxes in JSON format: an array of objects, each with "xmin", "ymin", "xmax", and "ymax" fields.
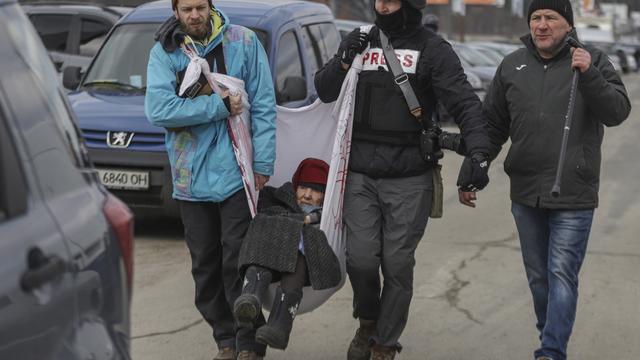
[
  {"xmin": 80, "ymin": 18, "xmax": 111, "ymax": 57},
  {"xmin": 252, "ymin": 29, "xmax": 268, "ymax": 56},
  {"xmin": 1, "ymin": 67, "xmax": 87, "ymax": 199},
  {"xmin": 317, "ymin": 22, "xmax": 340, "ymax": 62},
  {"xmin": 302, "ymin": 25, "xmax": 324, "ymax": 77},
  {"xmin": 5, "ymin": 6, "xmax": 85, "ymax": 167},
  {"xmin": 303, "ymin": 23, "xmax": 340, "ymax": 74},
  {"xmin": 0, "ymin": 106, "xmax": 28, "ymax": 222},
  {"xmin": 29, "ymin": 14, "xmax": 73, "ymax": 52},
  {"xmin": 275, "ymin": 31, "xmax": 304, "ymax": 96},
  {"xmin": 454, "ymin": 45, "xmax": 496, "ymax": 67},
  {"xmin": 84, "ymin": 23, "xmax": 157, "ymax": 90}
]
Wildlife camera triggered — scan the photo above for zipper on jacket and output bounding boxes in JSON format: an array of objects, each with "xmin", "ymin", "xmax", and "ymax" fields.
[{"xmin": 536, "ymin": 63, "xmax": 548, "ymax": 200}]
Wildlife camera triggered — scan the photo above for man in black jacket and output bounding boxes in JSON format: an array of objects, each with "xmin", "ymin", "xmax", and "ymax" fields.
[
  {"xmin": 459, "ymin": 0, "xmax": 631, "ymax": 359},
  {"xmin": 315, "ymin": 0, "xmax": 490, "ymax": 358}
]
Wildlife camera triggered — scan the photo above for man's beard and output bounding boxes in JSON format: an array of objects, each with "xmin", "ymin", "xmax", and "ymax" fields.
[{"xmin": 180, "ymin": 18, "xmax": 211, "ymax": 41}]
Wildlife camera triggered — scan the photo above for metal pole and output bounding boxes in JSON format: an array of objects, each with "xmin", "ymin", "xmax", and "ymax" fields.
[{"xmin": 550, "ymin": 37, "xmax": 583, "ymax": 198}]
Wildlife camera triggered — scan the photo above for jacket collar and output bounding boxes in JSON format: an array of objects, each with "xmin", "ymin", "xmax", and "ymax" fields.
[{"xmin": 273, "ymin": 182, "xmax": 302, "ymax": 212}]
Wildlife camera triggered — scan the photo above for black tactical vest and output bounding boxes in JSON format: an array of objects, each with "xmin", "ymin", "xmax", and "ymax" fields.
[{"xmin": 352, "ymin": 27, "xmax": 435, "ymax": 145}]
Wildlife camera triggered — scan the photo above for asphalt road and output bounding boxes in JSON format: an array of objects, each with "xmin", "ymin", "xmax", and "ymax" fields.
[{"xmin": 130, "ymin": 73, "xmax": 640, "ymax": 360}]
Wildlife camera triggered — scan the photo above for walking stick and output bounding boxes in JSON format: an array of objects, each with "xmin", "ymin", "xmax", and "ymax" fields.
[{"xmin": 551, "ymin": 37, "xmax": 583, "ymax": 198}]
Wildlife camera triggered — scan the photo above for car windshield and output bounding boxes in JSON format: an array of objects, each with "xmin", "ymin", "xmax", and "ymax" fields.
[
  {"xmin": 83, "ymin": 23, "xmax": 156, "ymax": 92},
  {"xmin": 83, "ymin": 22, "xmax": 268, "ymax": 92}
]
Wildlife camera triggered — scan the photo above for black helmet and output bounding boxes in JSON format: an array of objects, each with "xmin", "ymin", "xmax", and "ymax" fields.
[
  {"xmin": 404, "ymin": 0, "xmax": 426, "ymax": 10},
  {"xmin": 423, "ymin": 13, "xmax": 439, "ymax": 31}
]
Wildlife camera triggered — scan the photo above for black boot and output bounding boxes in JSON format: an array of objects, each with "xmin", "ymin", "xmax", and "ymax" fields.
[
  {"xmin": 234, "ymin": 266, "xmax": 272, "ymax": 329},
  {"xmin": 255, "ymin": 287, "xmax": 302, "ymax": 350}
]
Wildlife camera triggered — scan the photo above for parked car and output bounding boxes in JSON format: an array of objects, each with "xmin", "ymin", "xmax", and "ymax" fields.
[
  {"xmin": 20, "ymin": 0, "xmax": 131, "ymax": 73},
  {"xmin": 0, "ymin": 0, "xmax": 134, "ymax": 359},
  {"xmin": 584, "ymin": 41, "xmax": 636, "ymax": 74},
  {"xmin": 450, "ymin": 41, "xmax": 497, "ymax": 90},
  {"xmin": 465, "ymin": 42, "xmax": 505, "ymax": 65},
  {"xmin": 468, "ymin": 41, "xmax": 521, "ymax": 57},
  {"xmin": 64, "ymin": 0, "xmax": 340, "ymax": 217}
]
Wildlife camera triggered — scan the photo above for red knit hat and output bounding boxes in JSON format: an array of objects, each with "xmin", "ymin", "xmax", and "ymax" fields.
[{"xmin": 291, "ymin": 158, "xmax": 330, "ymax": 191}]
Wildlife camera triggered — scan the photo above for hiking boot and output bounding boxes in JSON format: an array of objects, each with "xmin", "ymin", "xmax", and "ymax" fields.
[
  {"xmin": 237, "ymin": 350, "xmax": 263, "ymax": 360},
  {"xmin": 370, "ymin": 344, "xmax": 396, "ymax": 360},
  {"xmin": 347, "ymin": 319, "xmax": 376, "ymax": 360},
  {"xmin": 255, "ymin": 287, "xmax": 302, "ymax": 350},
  {"xmin": 234, "ymin": 266, "xmax": 272, "ymax": 329},
  {"xmin": 212, "ymin": 347, "xmax": 235, "ymax": 360}
]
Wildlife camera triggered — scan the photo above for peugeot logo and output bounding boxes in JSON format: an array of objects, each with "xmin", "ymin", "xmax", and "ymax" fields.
[{"xmin": 107, "ymin": 131, "xmax": 134, "ymax": 148}]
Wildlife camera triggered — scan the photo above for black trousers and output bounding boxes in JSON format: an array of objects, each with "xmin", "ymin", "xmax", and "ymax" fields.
[{"xmin": 179, "ymin": 190, "xmax": 266, "ymax": 355}]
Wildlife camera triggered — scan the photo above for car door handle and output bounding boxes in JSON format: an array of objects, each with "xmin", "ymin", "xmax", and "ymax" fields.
[{"xmin": 21, "ymin": 248, "xmax": 68, "ymax": 292}]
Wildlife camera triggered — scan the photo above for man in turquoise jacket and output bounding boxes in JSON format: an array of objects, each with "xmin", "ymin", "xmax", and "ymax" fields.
[{"xmin": 145, "ymin": 0, "xmax": 276, "ymax": 359}]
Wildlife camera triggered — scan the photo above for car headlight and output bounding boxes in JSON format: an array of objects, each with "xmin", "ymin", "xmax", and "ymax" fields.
[{"xmin": 465, "ymin": 70, "xmax": 483, "ymax": 90}]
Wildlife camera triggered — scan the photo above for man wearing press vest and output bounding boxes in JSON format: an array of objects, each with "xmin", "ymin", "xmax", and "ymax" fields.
[{"xmin": 315, "ymin": 0, "xmax": 490, "ymax": 358}]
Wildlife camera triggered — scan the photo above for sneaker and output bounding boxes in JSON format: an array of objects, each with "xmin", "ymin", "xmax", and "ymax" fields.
[
  {"xmin": 370, "ymin": 344, "xmax": 396, "ymax": 360},
  {"xmin": 347, "ymin": 319, "xmax": 376, "ymax": 360},
  {"xmin": 237, "ymin": 350, "xmax": 263, "ymax": 360},
  {"xmin": 213, "ymin": 347, "xmax": 235, "ymax": 360}
]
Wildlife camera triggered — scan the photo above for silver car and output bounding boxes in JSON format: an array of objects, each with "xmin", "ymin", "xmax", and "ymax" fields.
[{"xmin": 0, "ymin": 0, "xmax": 133, "ymax": 358}]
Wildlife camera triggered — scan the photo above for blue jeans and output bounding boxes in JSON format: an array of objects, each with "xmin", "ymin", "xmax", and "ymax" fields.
[{"xmin": 511, "ymin": 202, "xmax": 594, "ymax": 360}]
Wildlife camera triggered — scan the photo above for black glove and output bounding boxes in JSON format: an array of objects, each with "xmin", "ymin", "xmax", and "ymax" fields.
[
  {"xmin": 338, "ymin": 29, "xmax": 368, "ymax": 66},
  {"xmin": 456, "ymin": 152, "xmax": 490, "ymax": 192}
]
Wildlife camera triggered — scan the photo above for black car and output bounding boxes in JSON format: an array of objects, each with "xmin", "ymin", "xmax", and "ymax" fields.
[
  {"xmin": 20, "ymin": 0, "xmax": 131, "ymax": 73},
  {"xmin": 0, "ymin": 0, "xmax": 133, "ymax": 358}
]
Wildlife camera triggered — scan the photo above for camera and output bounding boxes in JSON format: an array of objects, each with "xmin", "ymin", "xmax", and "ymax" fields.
[
  {"xmin": 438, "ymin": 131, "xmax": 466, "ymax": 155},
  {"xmin": 419, "ymin": 129, "xmax": 444, "ymax": 163},
  {"xmin": 420, "ymin": 128, "xmax": 467, "ymax": 162}
]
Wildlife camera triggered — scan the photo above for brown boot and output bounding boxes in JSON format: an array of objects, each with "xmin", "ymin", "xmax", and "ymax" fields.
[
  {"xmin": 347, "ymin": 319, "xmax": 376, "ymax": 360},
  {"xmin": 370, "ymin": 344, "xmax": 396, "ymax": 360},
  {"xmin": 237, "ymin": 350, "xmax": 263, "ymax": 360},
  {"xmin": 212, "ymin": 347, "xmax": 235, "ymax": 360}
]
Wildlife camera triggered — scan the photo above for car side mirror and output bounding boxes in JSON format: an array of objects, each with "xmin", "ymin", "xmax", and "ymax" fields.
[
  {"xmin": 276, "ymin": 76, "xmax": 307, "ymax": 104},
  {"xmin": 62, "ymin": 66, "xmax": 83, "ymax": 90}
]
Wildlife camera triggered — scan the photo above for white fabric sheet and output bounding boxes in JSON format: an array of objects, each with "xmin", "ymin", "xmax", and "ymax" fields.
[{"xmin": 183, "ymin": 27, "xmax": 371, "ymax": 313}]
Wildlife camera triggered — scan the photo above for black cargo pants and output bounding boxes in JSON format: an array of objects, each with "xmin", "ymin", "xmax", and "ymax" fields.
[{"xmin": 178, "ymin": 189, "xmax": 267, "ymax": 355}]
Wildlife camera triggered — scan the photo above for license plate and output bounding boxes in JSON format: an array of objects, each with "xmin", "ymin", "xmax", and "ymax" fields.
[{"xmin": 97, "ymin": 168, "xmax": 149, "ymax": 190}]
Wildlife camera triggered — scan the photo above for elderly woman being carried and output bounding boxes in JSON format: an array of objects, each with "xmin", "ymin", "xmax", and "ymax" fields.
[{"xmin": 234, "ymin": 158, "xmax": 341, "ymax": 351}]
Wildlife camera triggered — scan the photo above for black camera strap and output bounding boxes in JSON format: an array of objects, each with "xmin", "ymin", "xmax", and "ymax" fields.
[{"xmin": 379, "ymin": 30, "xmax": 422, "ymax": 121}]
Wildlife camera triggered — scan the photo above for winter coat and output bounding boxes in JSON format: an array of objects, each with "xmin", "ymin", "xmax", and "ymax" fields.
[
  {"xmin": 145, "ymin": 9, "xmax": 276, "ymax": 202},
  {"xmin": 484, "ymin": 32, "xmax": 631, "ymax": 209},
  {"xmin": 315, "ymin": 26, "xmax": 488, "ymax": 178},
  {"xmin": 238, "ymin": 183, "xmax": 341, "ymax": 290}
]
